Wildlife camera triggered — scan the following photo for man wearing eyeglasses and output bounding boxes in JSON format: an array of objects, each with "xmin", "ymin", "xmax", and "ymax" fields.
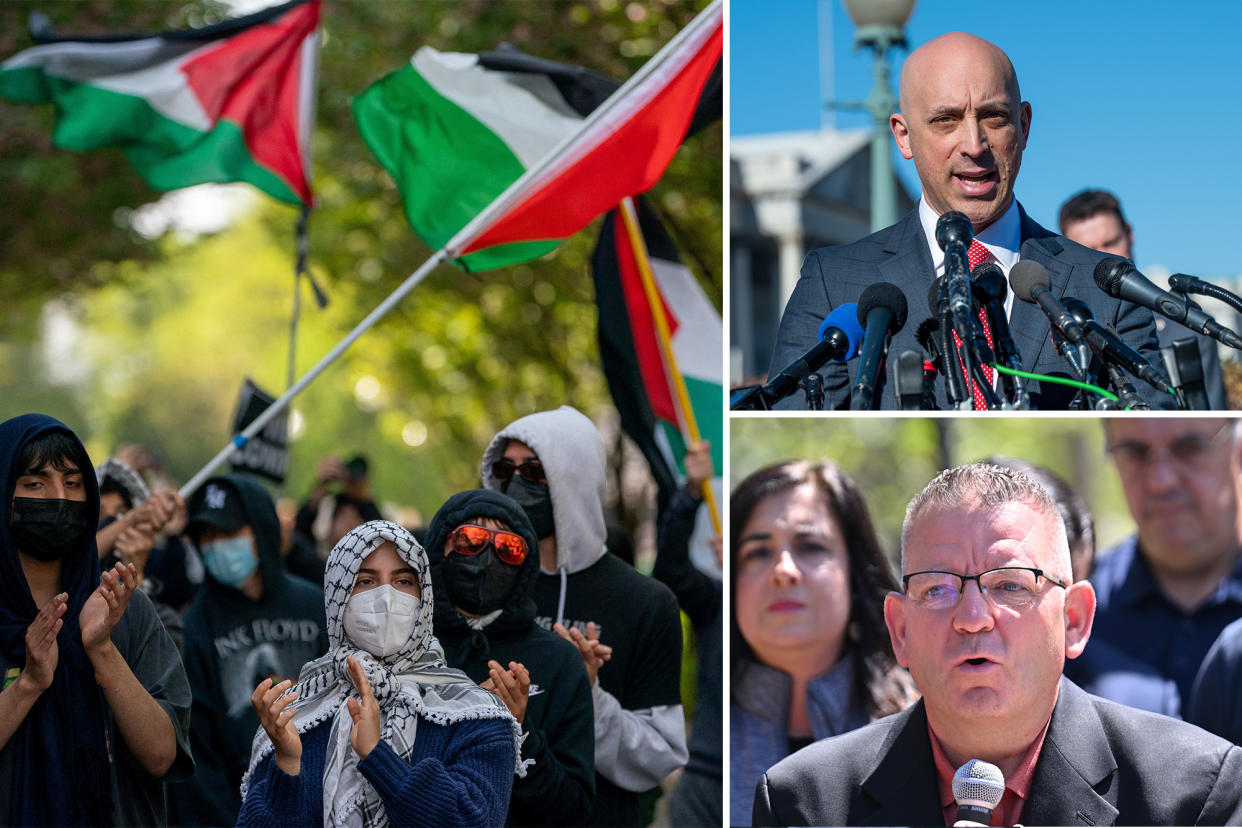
[
  {"xmin": 754, "ymin": 463, "xmax": 1242, "ymax": 827},
  {"xmin": 1090, "ymin": 418, "xmax": 1242, "ymax": 706},
  {"xmin": 481, "ymin": 406, "xmax": 687, "ymax": 827}
]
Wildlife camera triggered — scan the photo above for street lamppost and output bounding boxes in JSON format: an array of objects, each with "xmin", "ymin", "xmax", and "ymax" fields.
[{"xmin": 827, "ymin": 0, "xmax": 916, "ymax": 232}]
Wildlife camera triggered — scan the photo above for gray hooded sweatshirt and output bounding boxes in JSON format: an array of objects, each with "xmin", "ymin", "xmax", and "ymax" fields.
[{"xmin": 483, "ymin": 406, "xmax": 687, "ymax": 826}]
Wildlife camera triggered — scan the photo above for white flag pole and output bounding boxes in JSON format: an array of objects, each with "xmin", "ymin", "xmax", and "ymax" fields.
[
  {"xmin": 179, "ymin": 0, "xmax": 722, "ymax": 498},
  {"xmin": 443, "ymin": 0, "xmax": 722, "ymax": 258}
]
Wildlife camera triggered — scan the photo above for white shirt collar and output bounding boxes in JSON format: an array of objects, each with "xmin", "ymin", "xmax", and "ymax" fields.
[{"xmin": 918, "ymin": 197, "xmax": 1022, "ymax": 277}]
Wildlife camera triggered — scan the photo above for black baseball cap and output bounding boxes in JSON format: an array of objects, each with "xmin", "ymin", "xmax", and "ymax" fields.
[{"xmin": 186, "ymin": 479, "xmax": 248, "ymax": 538}]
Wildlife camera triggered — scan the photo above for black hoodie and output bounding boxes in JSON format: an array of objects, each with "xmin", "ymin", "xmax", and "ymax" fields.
[
  {"xmin": 428, "ymin": 489, "xmax": 595, "ymax": 827},
  {"xmin": 0, "ymin": 414, "xmax": 193, "ymax": 826},
  {"xmin": 168, "ymin": 473, "xmax": 327, "ymax": 826}
]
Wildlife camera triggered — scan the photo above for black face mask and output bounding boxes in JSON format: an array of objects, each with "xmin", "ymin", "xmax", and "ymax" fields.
[
  {"xmin": 443, "ymin": 547, "xmax": 521, "ymax": 616},
  {"xmin": 10, "ymin": 497, "xmax": 93, "ymax": 562},
  {"xmin": 503, "ymin": 476, "xmax": 555, "ymax": 539}
]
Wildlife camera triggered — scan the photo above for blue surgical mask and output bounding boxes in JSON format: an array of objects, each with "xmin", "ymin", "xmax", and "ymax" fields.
[{"xmin": 201, "ymin": 535, "xmax": 259, "ymax": 588}]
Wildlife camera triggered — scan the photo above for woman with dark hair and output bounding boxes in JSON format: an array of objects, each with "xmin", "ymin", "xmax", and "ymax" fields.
[{"xmin": 730, "ymin": 460, "xmax": 917, "ymax": 826}]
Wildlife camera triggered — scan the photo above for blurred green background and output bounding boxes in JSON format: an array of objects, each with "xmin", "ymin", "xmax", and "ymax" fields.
[{"xmin": 730, "ymin": 417, "xmax": 1136, "ymax": 567}]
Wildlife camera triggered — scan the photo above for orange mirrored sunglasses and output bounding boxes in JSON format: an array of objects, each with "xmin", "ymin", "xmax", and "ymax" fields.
[{"xmin": 449, "ymin": 524, "xmax": 528, "ymax": 565}]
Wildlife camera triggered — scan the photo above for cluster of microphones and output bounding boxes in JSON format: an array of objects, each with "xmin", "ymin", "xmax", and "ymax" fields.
[{"xmin": 732, "ymin": 211, "xmax": 1242, "ymax": 411}]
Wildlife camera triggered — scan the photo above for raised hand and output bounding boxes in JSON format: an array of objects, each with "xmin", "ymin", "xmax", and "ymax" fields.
[
  {"xmin": 114, "ymin": 525, "xmax": 155, "ymax": 579},
  {"xmin": 22, "ymin": 592, "xmax": 68, "ymax": 692},
  {"xmin": 251, "ymin": 677, "xmax": 302, "ymax": 775},
  {"xmin": 80, "ymin": 562, "xmax": 138, "ymax": 654},
  {"xmin": 554, "ymin": 621, "xmax": 612, "ymax": 687},
  {"xmin": 345, "ymin": 656, "xmax": 382, "ymax": 759},
  {"xmin": 481, "ymin": 660, "xmax": 530, "ymax": 724},
  {"xmin": 683, "ymin": 440, "xmax": 714, "ymax": 489}
]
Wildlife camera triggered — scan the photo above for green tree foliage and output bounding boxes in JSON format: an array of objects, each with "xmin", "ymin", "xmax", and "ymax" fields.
[
  {"xmin": 0, "ymin": 0, "xmax": 721, "ymax": 523},
  {"xmin": 730, "ymin": 418, "xmax": 1131, "ymax": 567}
]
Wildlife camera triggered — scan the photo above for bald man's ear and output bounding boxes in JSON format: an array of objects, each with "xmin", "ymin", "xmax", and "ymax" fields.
[
  {"xmin": 1063, "ymin": 580, "xmax": 1096, "ymax": 660},
  {"xmin": 891, "ymin": 113, "xmax": 914, "ymax": 160},
  {"xmin": 1018, "ymin": 101, "xmax": 1032, "ymax": 148}
]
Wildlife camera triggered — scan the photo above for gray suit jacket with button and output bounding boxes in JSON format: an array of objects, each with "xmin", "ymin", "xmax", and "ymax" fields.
[
  {"xmin": 764, "ymin": 205, "xmax": 1174, "ymax": 410},
  {"xmin": 753, "ymin": 677, "xmax": 1242, "ymax": 827}
]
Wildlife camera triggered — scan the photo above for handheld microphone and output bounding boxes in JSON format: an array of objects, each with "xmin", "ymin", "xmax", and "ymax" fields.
[
  {"xmin": 1010, "ymin": 260, "xmax": 1086, "ymax": 345},
  {"xmin": 1063, "ymin": 297, "xmax": 1174, "ymax": 394},
  {"xmin": 936, "ymin": 211, "xmax": 975, "ymax": 337},
  {"xmin": 952, "ymin": 759, "xmax": 1005, "ymax": 828},
  {"xmin": 758, "ymin": 303, "xmax": 864, "ymax": 406},
  {"xmin": 850, "ymin": 283, "xmax": 908, "ymax": 411},
  {"xmin": 1094, "ymin": 259, "xmax": 1242, "ymax": 350}
]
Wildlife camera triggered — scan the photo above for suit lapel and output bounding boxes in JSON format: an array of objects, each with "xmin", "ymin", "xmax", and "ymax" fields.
[
  {"xmin": 1013, "ymin": 207, "xmax": 1067, "ymax": 374},
  {"xmin": 859, "ymin": 701, "xmax": 944, "ymax": 825},
  {"xmin": 878, "ymin": 210, "xmax": 936, "ymax": 299},
  {"xmin": 1022, "ymin": 679, "xmax": 1120, "ymax": 827},
  {"xmin": 876, "ymin": 212, "xmax": 936, "ymax": 408}
]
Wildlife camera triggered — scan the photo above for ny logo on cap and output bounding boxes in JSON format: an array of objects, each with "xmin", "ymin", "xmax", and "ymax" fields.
[{"xmin": 205, "ymin": 484, "xmax": 227, "ymax": 510}]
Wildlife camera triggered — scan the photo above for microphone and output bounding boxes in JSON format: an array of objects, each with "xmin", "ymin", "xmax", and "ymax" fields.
[
  {"xmin": 971, "ymin": 262, "xmax": 1018, "ymax": 363},
  {"xmin": 894, "ymin": 350, "xmax": 926, "ymax": 410},
  {"xmin": 759, "ymin": 303, "xmax": 863, "ymax": 406},
  {"xmin": 1094, "ymin": 258, "xmax": 1242, "ymax": 349},
  {"xmin": 935, "ymin": 211, "xmax": 975, "ymax": 337},
  {"xmin": 972, "ymin": 261, "xmax": 1026, "ymax": 405},
  {"xmin": 850, "ymin": 283, "xmax": 908, "ymax": 411},
  {"xmin": 1063, "ymin": 297, "xmax": 1174, "ymax": 394},
  {"xmin": 952, "ymin": 759, "xmax": 1005, "ymax": 828},
  {"xmin": 1010, "ymin": 260, "xmax": 1086, "ymax": 345}
]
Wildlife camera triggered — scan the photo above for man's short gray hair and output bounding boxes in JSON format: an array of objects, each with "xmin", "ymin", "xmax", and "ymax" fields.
[{"xmin": 901, "ymin": 463, "xmax": 1069, "ymax": 575}]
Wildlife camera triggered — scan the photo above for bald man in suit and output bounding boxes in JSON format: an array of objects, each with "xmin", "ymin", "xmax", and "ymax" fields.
[{"xmin": 765, "ymin": 33, "xmax": 1169, "ymax": 411}]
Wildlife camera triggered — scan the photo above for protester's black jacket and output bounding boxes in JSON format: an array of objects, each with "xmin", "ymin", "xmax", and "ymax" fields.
[
  {"xmin": 168, "ymin": 473, "xmax": 327, "ymax": 827},
  {"xmin": 428, "ymin": 489, "xmax": 595, "ymax": 827}
]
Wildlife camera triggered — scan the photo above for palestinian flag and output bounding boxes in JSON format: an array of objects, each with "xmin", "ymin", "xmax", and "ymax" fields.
[
  {"xmin": 0, "ymin": 0, "xmax": 320, "ymax": 206},
  {"xmin": 353, "ymin": 0, "xmax": 722, "ymax": 271},
  {"xmin": 593, "ymin": 196, "xmax": 723, "ymax": 530}
]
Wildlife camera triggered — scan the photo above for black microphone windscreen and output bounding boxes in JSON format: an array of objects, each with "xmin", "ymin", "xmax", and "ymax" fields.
[
  {"xmin": 971, "ymin": 261, "xmax": 1004, "ymax": 282},
  {"xmin": 935, "ymin": 210, "xmax": 974, "ymax": 251},
  {"xmin": 1009, "ymin": 260, "xmax": 1052, "ymax": 303},
  {"xmin": 1093, "ymin": 257, "xmax": 1133, "ymax": 297},
  {"xmin": 858, "ymin": 282, "xmax": 909, "ymax": 332}
]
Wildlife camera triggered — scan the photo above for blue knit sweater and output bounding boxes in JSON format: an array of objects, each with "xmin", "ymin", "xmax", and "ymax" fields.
[{"xmin": 238, "ymin": 714, "xmax": 515, "ymax": 827}]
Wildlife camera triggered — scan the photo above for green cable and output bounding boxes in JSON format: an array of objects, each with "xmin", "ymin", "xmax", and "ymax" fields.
[{"xmin": 989, "ymin": 363, "xmax": 1119, "ymax": 402}]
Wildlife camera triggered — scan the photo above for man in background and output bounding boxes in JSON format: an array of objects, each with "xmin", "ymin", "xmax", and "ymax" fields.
[
  {"xmin": 1059, "ymin": 189, "xmax": 1227, "ymax": 409},
  {"xmin": 1091, "ymin": 418, "xmax": 1242, "ymax": 704}
]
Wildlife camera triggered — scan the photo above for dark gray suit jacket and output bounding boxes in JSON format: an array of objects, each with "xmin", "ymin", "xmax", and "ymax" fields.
[
  {"xmin": 765, "ymin": 205, "xmax": 1173, "ymax": 410},
  {"xmin": 753, "ymin": 678, "xmax": 1242, "ymax": 827}
]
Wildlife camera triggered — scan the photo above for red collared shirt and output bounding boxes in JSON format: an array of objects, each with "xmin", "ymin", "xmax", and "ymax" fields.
[{"xmin": 928, "ymin": 717, "xmax": 1051, "ymax": 827}]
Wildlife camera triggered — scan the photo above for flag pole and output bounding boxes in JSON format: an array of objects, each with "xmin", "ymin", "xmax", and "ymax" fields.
[
  {"xmin": 443, "ymin": 0, "xmax": 721, "ymax": 259},
  {"xmin": 287, "ymin": 207, "xmax": 310, "ymax": 390},
  {"xmin": 617, "ymin": 196, "xmax": 720, "ymax": 535},
  {"xmin": 179, "ymin": 247, "xmax": 448, "ymax": 498},
  {"xmin": 180, "ymin": 1, "xmax": 721, "ymax": 499}
]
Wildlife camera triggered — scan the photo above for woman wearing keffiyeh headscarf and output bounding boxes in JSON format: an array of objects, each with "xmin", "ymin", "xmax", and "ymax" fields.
[{"xmin": 238, "ymin": 520, "xmax": 523, "ymax": 827}]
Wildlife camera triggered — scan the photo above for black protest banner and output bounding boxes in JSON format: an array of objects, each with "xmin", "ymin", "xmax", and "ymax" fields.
[{"xmin": 229, "ymin": 378, "xmax": 289, "ymax": 484}]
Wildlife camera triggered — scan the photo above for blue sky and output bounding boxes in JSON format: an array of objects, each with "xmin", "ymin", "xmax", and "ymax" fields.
[{"xmin": 731, "ymin": 0, "xmax": 1242, "ymax": 280}]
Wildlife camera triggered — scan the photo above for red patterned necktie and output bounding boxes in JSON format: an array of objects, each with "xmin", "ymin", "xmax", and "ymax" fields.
[{"xmin": 952, "ymin": 240, "xmax": 997, "ymax": 410}]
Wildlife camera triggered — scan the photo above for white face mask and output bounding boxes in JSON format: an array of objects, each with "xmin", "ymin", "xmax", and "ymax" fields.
[{"xmin": 342, "ymin": 584, "xmax": 421, "ymax": 658}]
